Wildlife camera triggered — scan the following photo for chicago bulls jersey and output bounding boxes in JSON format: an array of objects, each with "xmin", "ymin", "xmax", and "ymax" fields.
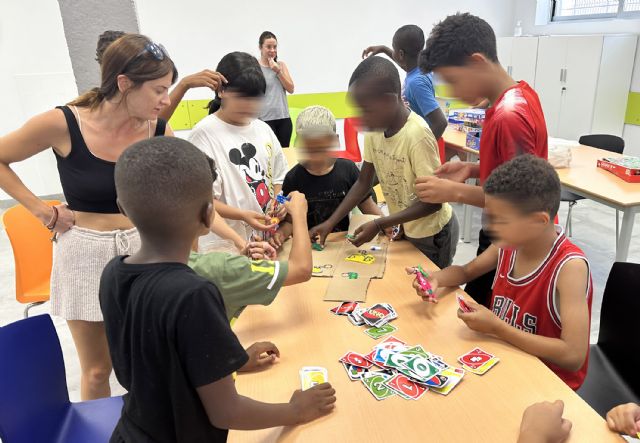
[{"xmin": 491, "ymin": 226, "xmax": 592, "ymax": 390}]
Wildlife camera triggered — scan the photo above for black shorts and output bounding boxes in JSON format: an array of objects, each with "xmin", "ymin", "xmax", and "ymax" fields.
[
  {"xmin": 463, "ymin": 229, "xmax": 495, "ymax": 308},
  {"xmin": 265, "ymin": 117, "xmax": 293, "ymax": 148}
]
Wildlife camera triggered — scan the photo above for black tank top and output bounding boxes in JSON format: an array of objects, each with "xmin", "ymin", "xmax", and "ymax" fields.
[{"xmin": 54, "ymin": 106, "xmax": 167, "ymax": 214}]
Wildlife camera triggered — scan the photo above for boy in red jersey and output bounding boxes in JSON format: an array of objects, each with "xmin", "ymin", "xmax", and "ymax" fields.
[
  {"xmin": 411, "ymin": 156, "xmax": 592, "ymax": 390},
  {"xmin": 414, "ymin": 12, "xmax": 548, "ymax": 307}
]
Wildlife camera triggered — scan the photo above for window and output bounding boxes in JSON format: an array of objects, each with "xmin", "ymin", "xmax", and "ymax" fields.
[{"xmin": 552, "ymin": 0, "xmax": 640, "ymax": 19}]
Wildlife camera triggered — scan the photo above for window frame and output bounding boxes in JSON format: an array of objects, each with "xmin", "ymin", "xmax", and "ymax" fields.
[{"xmin": 551, "ymin": 0, "xmax": 640, "ymax": 21}]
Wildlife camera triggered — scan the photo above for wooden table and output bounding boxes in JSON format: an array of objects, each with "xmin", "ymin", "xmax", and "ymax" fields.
[
  {"xmin": 556, "ymin": 145, "xmax": 640, "ymax": 262},
  {"xmin": 443, "ymin": 129, "xmax": 640, "ymax": 261},
  {"xmin": 229, "ymin": 237, "xmax": 619, "ymax": 442}
]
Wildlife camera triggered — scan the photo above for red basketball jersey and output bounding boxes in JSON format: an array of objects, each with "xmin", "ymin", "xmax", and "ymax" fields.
[{"xmin": 490, "ymin": 227, "xmax": 593, "ymax": 390}]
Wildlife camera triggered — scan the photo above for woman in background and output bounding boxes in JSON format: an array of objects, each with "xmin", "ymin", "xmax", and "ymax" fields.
[{"xmin": 258, "ymin": 31, "xmax": 295, "ymax": 147}]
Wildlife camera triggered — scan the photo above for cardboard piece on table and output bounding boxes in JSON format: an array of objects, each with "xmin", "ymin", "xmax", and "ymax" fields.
[
  {"xmin": 278, "ymin": 238, "xmax": 343, "ymax": 277},
  {"xmin": 323, "ymin": 215, "xmax": 389, "ymax": 302}
]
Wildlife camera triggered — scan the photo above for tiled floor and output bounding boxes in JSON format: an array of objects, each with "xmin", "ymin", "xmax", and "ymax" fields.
[{"xmin": 1, "ymin": 200, "xmax": 639, "ymax": 405}]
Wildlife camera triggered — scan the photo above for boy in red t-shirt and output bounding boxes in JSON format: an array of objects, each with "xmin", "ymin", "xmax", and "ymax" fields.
[
  {"xmin": 414, "ymin": 12, "xmax": 548, "ymax": 306},
  {"xmin": 410, "ymin": 156, "xmax": 592, "ymax": 390}
]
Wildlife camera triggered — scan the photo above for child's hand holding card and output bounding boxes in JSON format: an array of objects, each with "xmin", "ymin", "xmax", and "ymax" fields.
[{"xmin": 456, "ymin": 301, "xmax": 502, "ymax": 335}]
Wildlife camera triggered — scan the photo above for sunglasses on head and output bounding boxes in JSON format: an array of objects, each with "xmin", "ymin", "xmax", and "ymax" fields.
[{"xmin": 124, "ymin": 41, "xmax": 169, "ymax": 72}]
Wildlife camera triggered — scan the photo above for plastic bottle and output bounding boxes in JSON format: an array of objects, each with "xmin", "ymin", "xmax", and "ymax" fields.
[{"xmin": 514, "ymin": 20, "xmax": 523, "ymax": 37}]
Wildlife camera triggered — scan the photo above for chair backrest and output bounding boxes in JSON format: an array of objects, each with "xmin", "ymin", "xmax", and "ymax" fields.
[
  {"xmin": 0, "ymin": 314, "xmax": 70, "ymax": 443},
  {"xmin": 578, "ymin": 134, "xmax": 625, "ymax": 154},
  {"xmin": 335, "ymin": 117, "xmax": 362, "ymax": 162},
  {"xmin": 597, "ymin": 262, "xmax": 640, "ymax": 395},
  {"xmin": 2, "ymin": 201, "xmax": 59, "ymax": 303}
]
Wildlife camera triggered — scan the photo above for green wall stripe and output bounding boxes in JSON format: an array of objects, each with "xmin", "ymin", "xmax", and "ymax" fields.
[
  {"xmin": 169, "ymin": 90, "xmax": 640, "ymax": 130},
  {"xmin": 625, "ymin": 91, "xmax": 640, "ymax": 126}
]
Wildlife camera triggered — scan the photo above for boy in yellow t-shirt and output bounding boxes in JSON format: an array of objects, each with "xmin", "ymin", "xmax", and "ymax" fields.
[{"xmin": 309, "ymin": 56, "xmax": 458, "ymax": 268}]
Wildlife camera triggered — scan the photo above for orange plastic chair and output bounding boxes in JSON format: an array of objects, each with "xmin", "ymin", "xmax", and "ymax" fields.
[{"xmin": 3, "ymin": 201, "xmax": 60, "ymax": 318}]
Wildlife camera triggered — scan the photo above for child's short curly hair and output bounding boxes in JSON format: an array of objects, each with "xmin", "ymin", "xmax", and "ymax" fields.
[{"xmin": 484, "ymin": 155, "xmax": 560, "ymax": 218}]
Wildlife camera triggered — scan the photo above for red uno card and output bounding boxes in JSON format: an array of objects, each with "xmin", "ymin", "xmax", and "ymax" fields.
[
  {"xmin": 330, "ymin": 302, "xmax": 359, "ymax": 316},
  {"xmin": 385, "ymin": 374, "xmax": 428, "ymax": 400},
  {"xmin": 458, "ymin": 348, "xmax": 494, "ymax": 370},
  {"xmin": 339, "ymin": 351, "xmax": 373, "ymax": 369}
]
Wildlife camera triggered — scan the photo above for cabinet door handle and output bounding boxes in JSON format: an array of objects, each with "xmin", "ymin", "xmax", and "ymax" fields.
[{"xmin": 563, "ymin": 69, "xmax": 567, "ymax": 83}]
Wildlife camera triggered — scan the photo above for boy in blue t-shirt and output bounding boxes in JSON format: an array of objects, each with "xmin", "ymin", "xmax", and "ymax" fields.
[{"xmin": 362, "ymin": 24, "xmax": 448, "ymax": 139}]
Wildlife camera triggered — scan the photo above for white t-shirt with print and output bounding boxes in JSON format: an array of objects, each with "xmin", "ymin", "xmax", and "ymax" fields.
[{"xmin": 189, "ymin": 114, "xmax": 288, "ymax": 250}]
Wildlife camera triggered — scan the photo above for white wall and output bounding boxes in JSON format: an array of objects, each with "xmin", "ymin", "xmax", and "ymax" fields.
[
  {"xmin": 0, "ymin": 0, "xmax": 76, "ymax": 199},
  {"xmin": 2, "ymin": 0, "xmax": 518, "ymax": 200},
  {"xmin": 135, "ymin": 0, "xmax": 516, "ymax": 99},
  {"xmin": 514, "ymin": 0, "xmax": 640, "ymax": 155}
]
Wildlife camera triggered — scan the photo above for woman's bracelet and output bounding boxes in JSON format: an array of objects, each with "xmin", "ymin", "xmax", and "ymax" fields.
[{"xmin": 45, "ymin": 205, "xmax": 59, "ymax": 231}]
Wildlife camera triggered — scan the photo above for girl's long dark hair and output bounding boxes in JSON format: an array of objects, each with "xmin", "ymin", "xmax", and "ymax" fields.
[{"xmin": 208, "ymin": 52, "xmax": 266, "ymax": 114}]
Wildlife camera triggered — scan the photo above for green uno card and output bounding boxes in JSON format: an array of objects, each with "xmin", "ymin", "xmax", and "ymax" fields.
[
  {"xmin": 361, "ymin": 373, "xmax": 395, "ymax": 400},
  {"xmin": 364, "ymin": 323, "xmax": 397, "ymax": 339},
  {"xmin": 402, "ymin": 356, "xmax": 441, "ymax": 382}
]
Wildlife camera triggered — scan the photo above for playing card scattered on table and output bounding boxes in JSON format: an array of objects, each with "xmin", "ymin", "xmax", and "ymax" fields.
[
  {"xmin": 339, "ymin": 336, "xmax": 477, "ymax": 400},
  {"xmin": 458, "ymin": 348, "xmax": 500, "ymax": 375},
  {"xmin": 330, "ymin": 301, "xmax": 398, "ymax": 337}
]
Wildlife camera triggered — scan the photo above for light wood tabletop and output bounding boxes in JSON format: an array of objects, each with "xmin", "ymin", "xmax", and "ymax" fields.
[
  {"xmin": 443, "ymin": 128, "xmax": 480, "ymax": 157},
  {"xmin": 555, "ymin": 146, "xmax": 640, "ymax": 208},
  {"xmin": 229, "ymin": 236, "xmax": 620, "ymax": 443},
  {"xmin": 442, "ymin": 128, "xmax": 640, "ymax": 261}
]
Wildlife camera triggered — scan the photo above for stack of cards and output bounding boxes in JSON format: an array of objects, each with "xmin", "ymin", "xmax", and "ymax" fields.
[
  {"xmin": 330, "ymin": 302, "xmax": 399, "ymax": 339},
  {"xmin": 299, "ymin": 366, "xmax": 328, "ymax": 390},
  {"xmin": 458, "ymin": 348, "xmax": 500, "ymax": 375},
  {"xmin": 339, "ymin": 336, "xmax": 466, "ymax": 400}
]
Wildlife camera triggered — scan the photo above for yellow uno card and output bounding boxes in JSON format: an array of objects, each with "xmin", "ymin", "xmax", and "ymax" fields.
[{"xmin": 299, "ymin": 366, "xmax": 328, "ymax": 390}]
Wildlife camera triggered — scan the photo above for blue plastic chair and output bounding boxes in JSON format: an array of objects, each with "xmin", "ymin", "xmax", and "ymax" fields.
[{"xmin": 0, "ymin": 314, "xmax": 123, "ymax": 443}]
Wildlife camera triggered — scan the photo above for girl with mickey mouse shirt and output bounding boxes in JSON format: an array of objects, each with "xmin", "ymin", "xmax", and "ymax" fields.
[{"xmin": 190, "ymin": 52, "xmax": 288, "ymax": 252}]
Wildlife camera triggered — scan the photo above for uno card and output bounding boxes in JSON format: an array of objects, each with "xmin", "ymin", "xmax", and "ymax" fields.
[
  {"xmin": 342, "ymin": 362, "xmax": 368, "ymax": 381},
  {"xmin": 348, "ymin": 308, "xmax": 366, "ymax": 326},
  {"xmin": 430, "ymin": 367, "xmax": 465, "ymax": 395},
  {"xmin": 361, "ymin": 303, "xmax": 396, "ymax": 327},
  {"xmin": 299, "ymin": 367, "xmax": 328, "ymax": 390},
  {"xmin": 339, "ymin": 351, "xmax": 373, "ymax": 369},
  {"xmin": 423, "ymin": 373, "xmax": 450, "ymax": 388},
  {"xmin": 384, "ymin": 350, "xmax": 415, "ymax": 370},
  {"xmin": 402, "ymin": 356, "xmax": 441, "ymax": 382},
  {"xmin": 330, "ymin": 302, "xmax": 359, "ymax": 316},
  {"xmin": 375, "ymin": 336, "xmax": 406, "ymax": 349},
  {"xmin": 398, "ymin": 345, "xmax": 429, "ymax": 359},
  {"xmin": 361, "ymin": 372, "xmax": 395, "ymax": 400},
  {"xmin": 384, "ymin": 374, "xmax": 428, "ymax": 400},
  {"xmin": 458, "ymin": 348, "xmax": 495, "ymax": 370},
  {"xmin": 364, "ymin": 323, "xmax": 397, "ymax": 339},
  {"xmin": 372, "ymin": 347, "xmax": 397, "ymax": 367},
  {"xmin": 456, "ymin": 294, "xmax": 473, "ymax": 313},
  {"xmin": 467, "ymin": 357, "xmax": 500, "ymax": 375}
]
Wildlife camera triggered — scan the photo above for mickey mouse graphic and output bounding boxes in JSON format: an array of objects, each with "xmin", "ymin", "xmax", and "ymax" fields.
[{"xmin": 229, "ymin": 143, "xmax": 270, "ymax": 209}]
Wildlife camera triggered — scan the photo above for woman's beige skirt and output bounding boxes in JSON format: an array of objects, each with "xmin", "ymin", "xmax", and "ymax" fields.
[{"xmin": 50, "ymin": 226, "xmax": 140, "ymax": 321}]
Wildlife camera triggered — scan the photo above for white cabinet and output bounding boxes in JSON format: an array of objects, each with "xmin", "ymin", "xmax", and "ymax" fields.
[
  {"xmin": 497, "ymin": 37, "xmax": 539, "ymax": 86},
  {"xmin": 534, "ymin": 34, "xmax": 637, "ymax": 140}
]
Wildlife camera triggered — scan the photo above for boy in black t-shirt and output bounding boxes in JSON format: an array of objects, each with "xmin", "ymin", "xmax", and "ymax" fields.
[
  {"xmin": 273, "ymin": 106, "xmax": 382, "ymax": 247},
  {"xmin": 100, "ymin": 137, "xmax": 335, "ymax": 443}
]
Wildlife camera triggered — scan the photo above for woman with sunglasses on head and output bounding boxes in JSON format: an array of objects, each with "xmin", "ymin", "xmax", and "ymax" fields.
[
  {"xmin": 0, "ymin": 34, "xmax": 176, "ymax": 400},
  {"xmin": 258, "ymin": 31, "xmax": 295, "ymax": 147}
]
